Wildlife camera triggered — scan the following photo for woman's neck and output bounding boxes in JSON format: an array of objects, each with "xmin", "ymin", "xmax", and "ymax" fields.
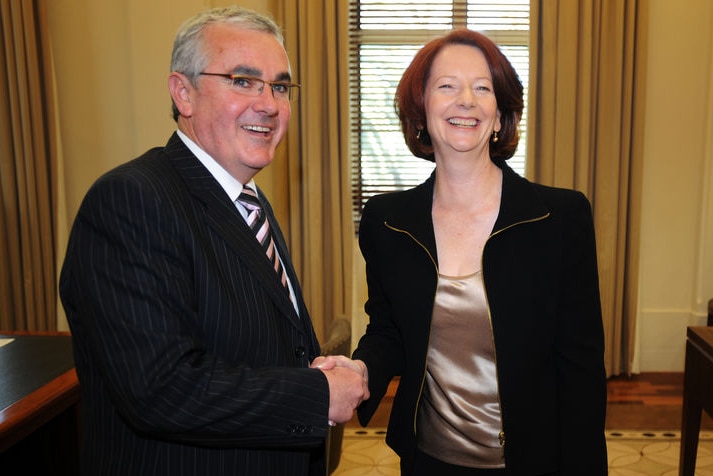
[{"xmin": 432, "ymin": 157, "xmax": 503, "ymax": 211}]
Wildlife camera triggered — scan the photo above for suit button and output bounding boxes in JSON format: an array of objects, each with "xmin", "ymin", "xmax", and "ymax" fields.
[{"xmin": 294, "ymin": 346, "xmax": 306, "ymax": 358}]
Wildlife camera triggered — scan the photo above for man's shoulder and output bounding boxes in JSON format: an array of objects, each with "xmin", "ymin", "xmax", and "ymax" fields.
[
  {"xmin": 82, "ymin": 139, "xmax": 191, "ymax": 208},
  {"xmin": 99, "ymin": 135, "xmax": 187, "ymax": 182}
]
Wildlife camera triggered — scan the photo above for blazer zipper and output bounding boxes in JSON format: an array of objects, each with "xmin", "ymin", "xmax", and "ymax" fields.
[
  {"xmin": 386, "ymin": 211, "xmax": 551, "ymax": 452},
  {"xmin": 482, "ymin": 211, "xmax": 550, "ymax": 454}
]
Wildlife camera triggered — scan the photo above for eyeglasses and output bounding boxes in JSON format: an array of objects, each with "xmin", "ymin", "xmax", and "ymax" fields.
[{"xmin": 199, "ymin": 73, "xmax": 300, "ymax": 101}]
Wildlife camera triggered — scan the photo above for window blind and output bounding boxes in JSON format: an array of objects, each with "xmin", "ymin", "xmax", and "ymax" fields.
[{"xmin": 348, "ymin": 0, "xmax": 530, "ymax": 228}]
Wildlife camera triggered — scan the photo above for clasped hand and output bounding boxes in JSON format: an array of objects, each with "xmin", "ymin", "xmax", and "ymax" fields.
[{"xmin": 311, "ymin": 355, "xmax": 369, "ymax": 425}]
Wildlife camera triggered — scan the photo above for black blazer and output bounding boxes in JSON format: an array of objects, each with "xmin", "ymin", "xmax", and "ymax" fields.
[
  {"xmin": 60, "ymin": 133, "xmax": 329, "ymax": 476},
  {"xmin": 353, "ymin": 163, "xmax": 608, "ymax": 475}
]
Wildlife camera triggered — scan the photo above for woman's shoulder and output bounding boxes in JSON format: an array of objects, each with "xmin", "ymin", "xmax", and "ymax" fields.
[
  {"xmin": 529, "ymin": 181, "xmax": 592, "ymax": 214},
  {"xmin": 500, "ymin": 164, "xmax": 592, "ymax": 219}
]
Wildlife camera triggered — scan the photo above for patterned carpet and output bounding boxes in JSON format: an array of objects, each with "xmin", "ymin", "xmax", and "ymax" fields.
[{"xmin": 333, "ymin": 428, "xmax": 713, "ymax": 475}]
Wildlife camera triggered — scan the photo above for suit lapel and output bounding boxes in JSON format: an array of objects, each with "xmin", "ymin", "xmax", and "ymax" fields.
[{"xmin": 164, "ymin": 134, "xmax": 302, "ymax": 326}]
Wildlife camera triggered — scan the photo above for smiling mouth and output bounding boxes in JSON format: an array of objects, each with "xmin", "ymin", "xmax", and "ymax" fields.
[
  {"xmin": 448, "ymin": 118, "xmax": 479, "ymax": 127},
  {"xmin": 242, "ymin": 125, "xmax": 272, "ymax": 135}
]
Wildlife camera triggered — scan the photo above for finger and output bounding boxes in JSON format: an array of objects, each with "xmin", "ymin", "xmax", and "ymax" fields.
[{"xmin": 310, "ymin": 356, "xmax": 332, "ymax": 369}]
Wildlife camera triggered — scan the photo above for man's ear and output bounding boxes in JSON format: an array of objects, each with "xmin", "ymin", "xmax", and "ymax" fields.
[{"xmin": 168, "ymin": 72, "xmax": 193, "ymax": 118}]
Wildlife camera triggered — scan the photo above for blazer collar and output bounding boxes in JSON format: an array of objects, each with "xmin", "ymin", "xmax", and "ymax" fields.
[
  {"xmin": 493, "ymin": 162, "xmax": 550, "ymax": 233},
  {"xmin": 383, "ymin": 161, "xmax": 550, "ymax": 250}
]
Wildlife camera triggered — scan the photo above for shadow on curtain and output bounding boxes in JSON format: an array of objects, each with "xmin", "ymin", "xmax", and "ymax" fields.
[
  {"xmin": 528, "ymin": 0, "xmax": 648, "ymax": 376},
  {"xmin": 0, "ymin": 0, "xmax": 58, "ymax": 331},
  {"xmin": 272, "ymin": 1, "xmax": 354, "ymax": 342}
]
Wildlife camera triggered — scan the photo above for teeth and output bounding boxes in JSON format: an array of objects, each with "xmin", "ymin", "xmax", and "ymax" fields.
[
  {"xmin": 243, "ymin": 125, "xmax": 271, "ymax": 133},
  {"xmin": 448, "ymin": 118, "xmax": 478, "ymax": 127}
]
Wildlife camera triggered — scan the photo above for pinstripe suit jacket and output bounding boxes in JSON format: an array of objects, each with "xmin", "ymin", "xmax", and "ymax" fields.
[{"xmin": 59, "ymin": 132, "xmax": 329, "ymax": 476}]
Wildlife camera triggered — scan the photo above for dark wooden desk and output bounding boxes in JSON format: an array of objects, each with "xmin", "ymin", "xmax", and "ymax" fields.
[
  {"xmin": 679, "ymin": 326, "xmax": 713, "ymax": 476},
  {"xmin": 0, "ymin": 333, "xmax": 80, "ymax": 474}
]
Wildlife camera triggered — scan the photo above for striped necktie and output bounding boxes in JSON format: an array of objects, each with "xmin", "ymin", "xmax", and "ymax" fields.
[{"xmin": 237, "ymin": 188, "xmax": 293, "ymax": 303}]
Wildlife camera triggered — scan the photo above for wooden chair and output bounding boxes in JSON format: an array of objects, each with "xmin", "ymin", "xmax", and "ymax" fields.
[
  {"xmin": 320, "ymin": 316, "xmax": 352, "ymax": 474},
  {"xmin": 679, "ymin": 322, "xmax": 713, "ymax": 475}
]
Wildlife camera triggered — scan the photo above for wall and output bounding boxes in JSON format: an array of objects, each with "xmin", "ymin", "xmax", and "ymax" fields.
[
  {"xmin": 636, "ymin": 0, "xmax": 713, "ymax": 370},
  {"xmin": 48, "ymin": 0, "xmax": 271, "ymax": 330}
]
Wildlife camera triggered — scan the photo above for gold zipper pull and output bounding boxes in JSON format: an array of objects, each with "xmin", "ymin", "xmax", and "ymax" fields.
[{"xmin": 499, "ymin": 430, "xmax": 505, "ymax": 446}]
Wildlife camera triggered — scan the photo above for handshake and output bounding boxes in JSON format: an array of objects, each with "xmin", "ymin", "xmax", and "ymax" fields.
[{"xmin": 311, "ymin": 355, "xmax": 370, "ymax": 426}]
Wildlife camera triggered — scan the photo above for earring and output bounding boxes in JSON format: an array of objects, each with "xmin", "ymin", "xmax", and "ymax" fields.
[
  {"xmin": 492, "ymin": 130, "xmax": 499, "ymax": 143},
  {"xmin": 416, "ymin": 129, "xmax": 423, "ymax": 141}
]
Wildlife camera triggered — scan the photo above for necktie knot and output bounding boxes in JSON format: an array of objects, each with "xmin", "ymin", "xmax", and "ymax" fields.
[{"xmin": 237, "ymin": 188, "xmax": 262, "ymax": 214}]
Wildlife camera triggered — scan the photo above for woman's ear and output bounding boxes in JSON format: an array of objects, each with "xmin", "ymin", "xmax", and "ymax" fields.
[{"xmin": 168, "ymin": 72, "xmax": 193, "ymax": 118}]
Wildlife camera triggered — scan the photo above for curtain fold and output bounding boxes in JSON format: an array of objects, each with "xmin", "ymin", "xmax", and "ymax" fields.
[
  {"xmin": 272, "ymin": 0, "xmax": 354, "ymax": 342},
  {"xmin": 0, "ymin": 0, "xmax": 57, "ymax": 331},
  {"xmin": 528, "ymin": 0, "xmax": 647, "ymax": 376}
]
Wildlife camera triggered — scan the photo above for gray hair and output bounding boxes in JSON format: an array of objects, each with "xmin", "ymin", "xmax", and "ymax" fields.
[{"xmin": 170, "ymin": 6, "xmax": 284, "ymax": 121}]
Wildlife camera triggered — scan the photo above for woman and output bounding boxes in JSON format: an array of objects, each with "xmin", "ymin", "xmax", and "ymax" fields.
[{"xmin": 351, "ymin": 29, "xmax": 607, "ymax": 475}]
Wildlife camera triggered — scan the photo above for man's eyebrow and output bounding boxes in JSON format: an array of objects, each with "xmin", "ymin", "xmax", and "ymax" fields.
[
  {"xmin": 231, "ymin": 65, "xmax": 293, "ymax": 82},
  {"xmin": 232, "ymin": 65, "xmax": 261, "ymax": 76}
]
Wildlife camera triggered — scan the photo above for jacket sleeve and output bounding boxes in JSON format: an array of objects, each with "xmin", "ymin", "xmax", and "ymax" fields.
[
  {"xmin": 554, "ymin": 192, "xmax": 608, "ymax": 474},
  {"xmin": 352, "ymin": 197, "xmax": 407, "ymax": 426}
]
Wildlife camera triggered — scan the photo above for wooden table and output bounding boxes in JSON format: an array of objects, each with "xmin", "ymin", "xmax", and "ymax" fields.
[
  {"xmin": 0, "ymin": 332, "xmax": 80, "ymax": 474},
  {"xmin": 679, "ymin": 326, "xmax": 713, "ymax": 476}
]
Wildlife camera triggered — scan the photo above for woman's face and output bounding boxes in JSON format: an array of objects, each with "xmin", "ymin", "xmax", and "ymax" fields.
[{"xmin": 424, "ymin": 44, "xmax": 501, "ymax": 161}]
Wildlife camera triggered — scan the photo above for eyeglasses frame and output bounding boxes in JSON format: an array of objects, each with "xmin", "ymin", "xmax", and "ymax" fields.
[{"xmin": 198, "ymin": 72, "xmax": 300, "ymax": 100}]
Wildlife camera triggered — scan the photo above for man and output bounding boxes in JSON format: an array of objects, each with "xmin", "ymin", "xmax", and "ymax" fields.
[{"xmin": 59, "ymin": 6, "xmax": 367, "ymax": 476}]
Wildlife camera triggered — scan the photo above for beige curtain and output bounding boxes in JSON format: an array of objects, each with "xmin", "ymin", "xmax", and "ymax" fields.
[
  {"xmin": 271, "ymin": 0, "xmax": 354, "ymax": 342},
  {"xmin": 0, "ymin": 0, "xmax": 57, "ymax": 331},
  {"xmin": 528, "ymin": 0, "xmax": 647, "ymax": 376}
]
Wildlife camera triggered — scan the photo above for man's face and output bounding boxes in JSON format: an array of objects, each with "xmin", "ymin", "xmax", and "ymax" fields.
[{"xmin": 173, "ymin": 23, "xmax": 292, "ymax": 183}]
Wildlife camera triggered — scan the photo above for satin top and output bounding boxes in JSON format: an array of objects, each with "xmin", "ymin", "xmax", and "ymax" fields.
[{"xmin": 417, "ymin": 271, "xmax": 505, "ymax": 468}]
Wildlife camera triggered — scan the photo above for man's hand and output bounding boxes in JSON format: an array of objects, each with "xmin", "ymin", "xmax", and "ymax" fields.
[{"xmin": 311, "ymin": 356, "xmax": 369, "ymax": 424}]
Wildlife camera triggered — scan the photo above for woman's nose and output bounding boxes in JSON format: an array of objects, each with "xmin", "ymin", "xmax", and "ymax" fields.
[{"xmin": 457, "ymin": 88, "xmax": 476, "ymax": 108}]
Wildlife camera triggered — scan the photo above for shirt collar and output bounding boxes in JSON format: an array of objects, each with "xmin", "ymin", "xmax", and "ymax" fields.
[{"xmin": 176, "ymin": 129, "xmax": 256, "ymax": 200}]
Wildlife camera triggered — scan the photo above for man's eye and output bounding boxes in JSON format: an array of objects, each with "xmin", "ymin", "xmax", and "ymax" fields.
[
  {"xmin": 232, "ymin": 76, "xmax": 255, "ymax": 89},
  {"xmin": 271, "ymin": 83, "xmax": 289, "ymax": 95}
]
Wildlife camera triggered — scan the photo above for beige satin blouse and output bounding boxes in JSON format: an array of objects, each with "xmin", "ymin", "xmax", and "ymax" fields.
[{"xmin": 417, "ymin": 271, "xmax": 505, "ymax": 468}]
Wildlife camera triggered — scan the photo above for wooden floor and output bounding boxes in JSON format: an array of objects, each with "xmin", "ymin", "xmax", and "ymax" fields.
[
  {"xmin": 347, "ymin": 372, "xmax": 713, "ymax": 430},
  {"xmin": 606, "ymin": 372, "xmax": 713, "ymax": 430}
]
